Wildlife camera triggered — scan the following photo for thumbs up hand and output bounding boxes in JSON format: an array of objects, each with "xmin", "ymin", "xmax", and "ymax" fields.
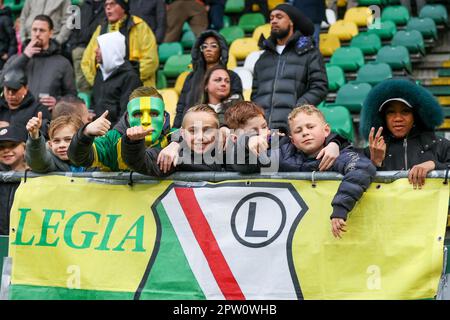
[
  {"xmin": 83, "ymin": 111, "xmax": 111, "ymax": 137},
  {"xmin": 26, "ymin": 112, "xmax": 43, "ymax": 139}
]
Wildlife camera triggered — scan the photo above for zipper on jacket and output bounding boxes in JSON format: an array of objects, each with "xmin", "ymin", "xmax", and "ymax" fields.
[
  {"xmin": 269, "ymin": 55, "xmax": 282, "ymax": 128},
  {"xmin": 403, "ymin": 138, "xmax": 408, "ymax": 170}
]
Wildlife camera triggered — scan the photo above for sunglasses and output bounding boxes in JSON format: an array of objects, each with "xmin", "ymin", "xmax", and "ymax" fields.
[{"xmin": 200, "ymin": 43, "xmax": 220, "ymax": 52}]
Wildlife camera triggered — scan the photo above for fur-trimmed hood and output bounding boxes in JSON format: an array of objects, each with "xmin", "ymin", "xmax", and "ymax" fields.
[
  {"xmin": 190, "ymin": 29, "xmax": 230, "ymax": 72},
  {"xmin": 359, "ymin": 78, "xmax": 443, "ymax": 140}
]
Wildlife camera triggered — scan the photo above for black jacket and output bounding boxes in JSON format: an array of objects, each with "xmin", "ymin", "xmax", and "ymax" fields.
[
  {"xmin": 0, "ymin": 92, "xmax": 50, "ymax": 128},
  {"xmin": 173, "ymin": 30, "xmax": 243, "ymax": 129},
  {"xmin": 130, "ymin": 0, "xmax": 166, "ymax": 44},
  {"xmin": 0, "ymin": 182, "xmax": 19, "ymax": 235},
  {"xmin": 92, "ymin": 61, "xmax": 142, "ymax": 127},
  {"xmin": 292, "ymin": 0, "xmax": 326, "ymax": 24},
  {"xmin": 68, "ymin": 0, "xmax": 106, "ymax": 49},
  {"xmin": 252, "ymin": 31, "xmax": 328, "ymax": 133},
  {"xmin": 0, "ymin": 6, "xmax": 17, "ymax": 68}
]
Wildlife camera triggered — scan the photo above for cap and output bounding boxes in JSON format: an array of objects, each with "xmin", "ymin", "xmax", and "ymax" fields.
[
  {"xmin": 0, "ymin": 125, "xmax": 28, "ymax": 144},
  {"xmin": 2, "ymin": 68, "xmax": 27, "ymax": 90},
  {"xmin": 379, "ymin": 98, "xmax": 413, "ymax": 112}
]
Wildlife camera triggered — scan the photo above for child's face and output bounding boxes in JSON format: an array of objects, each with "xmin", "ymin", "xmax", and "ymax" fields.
[
  {"xmin": 384, "ymin": 101, "xmax": 414, "ymax": 139},
  {"xmin": 0, "ymin": 141, "xmax": 26, "ymax": 169},
  {"xmin": 241, "ymin": 115, "xmax": 269, "ymax": 137},
  {"xmin": 48, "ymin": 126, "xmax": 77, "ymax": 161},
  {"xmin": 289, "ymin": 112, "xmax": 330, "ymax": 156},
  {"xmin": 182, "ymin": 112, "xmax": 219, "ymax": 154}
]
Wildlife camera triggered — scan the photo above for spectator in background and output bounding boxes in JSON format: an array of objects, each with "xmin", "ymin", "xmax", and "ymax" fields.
[
  {"xmin": 0, "ymin": 125, "xmax": 28, "ymax": 172},
  {"xmin": 19, "ymin": 0, "xmax": 72, "ymax": 45},
  {"xmin": 3, "ymin": 15, "xmax": 77, "ymax": 112},
  {"xmin": 92, "ymin": 32, "xmax": 142, "ymax": 127},
  {"xmin": 400, "ymin": 0, "xmax": 426, "ymax": 16},
  {"xmin": 206, "ymin": 0, "xmax": 226, "ymax": 30},
  {"xmin": 68, "ymin": 0, "xmax": 106, "ymax": 93},
  {"xmin": 0, "ymin": 0, "xmax": 18, "ymax": 70},
  {"xmin": 164, "ymin": 0, "xmax": 208, "ymax": 42},
  {"xmin": 82, "ymin": 0, "xmax": 159, "ymax": 87},
  {"xmin": 252, "ymin": 4, "xmax": 327, "ymax": 133},
  {"xmin": 14, "ymin": 17, "xmax": 22, "ymax": 54},
  {"xmin": 292, "ymin": 0, "xmax": 325, "ymax": 47},
  {"xmin": 174, "ymin": 30, "xmax": 242, "ymax": 129},
  {"xmin": 129, "ymin": 0, "xmax": 166, "ymax": 44},
  {"xmin": 0, "ymin": 67, "xmax": 50, "ymax": 129},
  {"xmin": 52, "ymin": 95, "xmax": 92, "ymax": 124},
  {"xmin": 244, "ymin": 0, "xmax": 269, "ymax": 22}
]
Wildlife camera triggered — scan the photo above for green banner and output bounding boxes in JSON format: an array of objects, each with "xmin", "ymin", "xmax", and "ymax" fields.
[{"xmin": 0, "ymin": 236, "xmax": 8, "ymax": 289}]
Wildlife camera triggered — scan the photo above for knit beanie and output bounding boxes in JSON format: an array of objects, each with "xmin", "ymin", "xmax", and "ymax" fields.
[
  {"xmin": 115, "ymin": 0, "xmax": 129, "ymax": 13},
  {"xmin": 272, "ymin": 4, "xmax": 314, "ymax": 36}
]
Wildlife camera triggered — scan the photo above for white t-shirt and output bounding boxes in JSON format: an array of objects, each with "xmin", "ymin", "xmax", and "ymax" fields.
[{"xmin": 276, "ymin": 45, "xmax": 286, "ymax": 55}]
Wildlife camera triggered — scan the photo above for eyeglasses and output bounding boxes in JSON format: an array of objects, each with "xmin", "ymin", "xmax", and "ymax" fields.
[{"xmin": 200, "ymin": 43, "xmax": 220, "ymax": 52}]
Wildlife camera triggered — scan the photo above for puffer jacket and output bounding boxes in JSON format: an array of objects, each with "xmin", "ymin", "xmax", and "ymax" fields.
[
  {"xmin": 252, "ymin": 31, "xmax": 328, "ymax": 133},
  {"xmin": 173, "ymin": 30, "xmax": 243, "ymax": 129},
  {"xmin": 0, "ymin": 182, "xmax": 19, "ymax": 235},
  {"xmin": 0, "ymin": 92, "xmax": 50, "ymax": 128},
  {"xmin": 0, "ymin": 6, "xmax": 17, "ymax": 68},
  {"xmin": 129, "ymin": 0, "xmax": 166, "ymax": 44}
]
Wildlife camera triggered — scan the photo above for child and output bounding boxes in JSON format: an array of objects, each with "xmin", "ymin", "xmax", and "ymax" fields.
[
  {"xmin": 68, "ymin": 86, "xmax": 171, "ymax": 172},
  {"xmin": 25, "ymin": 112, "xmax": 87, "ymax": 173},
  {"xmin": 235, "ymin": 104, "xmax": 376, "ymax": 238},
  {"xmin": 122, "ymin": 104, "xmax": 226, "ymax": 175},
  {"xmin": 0, "ymin": 125, "xmax": 28, "ymax": 172}
]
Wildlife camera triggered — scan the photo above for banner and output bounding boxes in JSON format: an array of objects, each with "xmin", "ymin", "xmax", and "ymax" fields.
[{"xmin": 6, "ymin": 176, "xmax": 449, "ymax": 300}]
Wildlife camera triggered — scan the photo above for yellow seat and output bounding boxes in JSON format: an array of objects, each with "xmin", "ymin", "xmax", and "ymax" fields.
[
  {"xmin": 243, "ymin": 89, "xmax": 252, "ymax": 101},
  {"xmin": 159, "ymin": 88, "xmax": 179, "ymax": 126},
  {"xmin": 320, "ymin": 34, "xmax": 341, "ymax": 57},
  {"xmin": 174, "ymin": 71, "xmax": 190, "ymax": 95},
  {"xmin": 328, "ymin": 20, "xmax": 359, "ymax": 41},
  {"xmin": 227, "ymin": 53, "xmax": 237, "ymax": 70},
  {"xmin": 344, "ymin": 7, "xmax": 373, "ymax": 27},
  {"xmin": 252, "ymin": 24, "xmax": 271, "ymax": 41},
  {"xmin": 337, "ymin": 0, "xmax": 347, "ymax": 7},
  {"xmin": 229, "ymin": 38, "xmax": 260, "ymax": 60},
  {"xmin": 268, "ymin": 0, "xmax": 284, "ymax": 11}
]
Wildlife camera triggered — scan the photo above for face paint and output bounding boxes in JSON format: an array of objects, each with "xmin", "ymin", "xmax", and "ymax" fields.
[{"xmin": 127, "ymin": 97, "xmax": 165, "ymax": 145}]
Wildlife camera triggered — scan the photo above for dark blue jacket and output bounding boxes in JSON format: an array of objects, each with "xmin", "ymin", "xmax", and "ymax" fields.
[{"xmin": 292, "ymin": 0, "xmax": 326, "ymax": 24}]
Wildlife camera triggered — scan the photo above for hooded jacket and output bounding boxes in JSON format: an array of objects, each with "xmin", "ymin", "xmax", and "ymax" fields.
[
  {"xmin": 173, "ymin": 30, "xmax": 243, "ymax": 129},
  {"xmin": 92, "ymin": 32, "xmax": 142, "ymax": 127},
  {"xmin": 129, "ymin": 0, "xmax": 166, "ymax": 44},
  {"xmin": 3, "ymin": 39, "xmax": 77, "ymax": 99},
  {"xmin": 0, "ymin": 92, "xmax": 50, "ymax": 128},
  {"xmin": 0, "ymin": 6, "xmax": 17, "ymax": 65},
  {"xmin": 360, "ymin": 78, "xmax": 450, "ymax": 171},
  {"xmin": 68, "ymin": 0, "xmax": 106, "ymax": 49},
  {"xmin": 252, "ymin": 31, "xmax": 328, "ymax": 133}
]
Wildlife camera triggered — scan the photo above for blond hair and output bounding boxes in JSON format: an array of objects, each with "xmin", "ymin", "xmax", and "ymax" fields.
[
  {"xmin": 182, "ymin": 104, "xmax": 220, "ymax": 128},
  {"xmin": 48, "ymin": 116, "xmax": 84, "ymax": 139},
  {"xmin": 288, "ymin": 104, "xmax": 327, "ymax": 124},
  {"xmin": 129, "ymin": 86, "xmax": 163, "ymax": 101}
]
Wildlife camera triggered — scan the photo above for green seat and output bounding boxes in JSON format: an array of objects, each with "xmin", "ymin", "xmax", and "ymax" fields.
[
  {"xmin": 182, "ymin": 22, "xmax": 191, "ymax": 33},
  {"xmin": 392, "ymin": 30, "xmax": 425, "ymax": 55},
  {"xmin": 71, "ymin": 0, "xmax": 81, "ymax": 4},
  {"xmin": 156, "ymin": 70, "xmax": 168, "ymax": 90},
  {"xmin": 355, "ymin": 62, "xmax": 392, "ymax": 86},
  {"xmin": 238, "ymin": 13, "xmax": 266, "ymax": 33},
  {"xmin": 406, "ymin": 17, "xmax": 438, "ymax": 40},
  {"xmin": 350, "ymin": 32, "xmax": 382, "ymax": 55},
  {"xmin": 4, "ymin": 0, "xmax": 24, "ymax": 12},
  {"xmin": 181, "ymin": 30, "xmax": 196, "ymax": 49},
  {"xmin": 219, "ymin": 26, "xmax": 245, "ymax": 45},
  {"xmin": 357, "ymin": 0, "xmax": 386, "ymax": 5},
  {"xmin": 386, "ymin": 0, "xmax": 400, "ymax": 3},
  {"xmin": 319, "ymin": 106, "xmax": 355, "ymax": 142},
  {"xmin": 376, "ymin": 45, "xmax": 412, "ymax": 73},
  {"xmin": 77, "ymin": 92, "xmax": 91, "ymax": 109},
  {"xmin": 0, "ymin": 236, "xmax": 8, "ymax": 290},
  {"xmin": 333, "ymin": 83, "xmax": 372, "ymax": 113},
  {"xmin": 326, "ymin": 64, "xmax": 346, "ymax": 92},
  {"xmin": 330, "ymin": 47, "xmax": 365, "ymax": 72},
  {"xmin": 225, "ymin": 0, "xmax": 245, "ymax": 14},
  {"xmin": 158, "ymin": 42, "xmax": 183, "ymax": 64},
  {"xmin": 223, "ymin": 15, "xmax": 232, "ymax": 28},
  {"xmin": 381, "ymin": 6, "xmax": 410, "ymax": 26},
  {"xmin": 163, "ymin": 54, "xmax": 192, "ymax": 78},
  {"xmin": 419, "ymin": 4, "xmax": 448, "ymax": 25},
  {"xmin": 367, "ymin": 20, "xmax": 397, "ymax": 40}
]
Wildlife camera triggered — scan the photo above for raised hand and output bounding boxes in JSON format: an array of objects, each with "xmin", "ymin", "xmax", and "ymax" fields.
[
  {"xmin": 248, "ymin": 135, "xmax": 269, "ymax": 157},
  {"xmin": 23, "ymin": 39, "xmax": 42, "ymax": 58},
  {"xmin": 39, "ymin": 96, "xmax": 57, "ymax": 112},
  {"xmin": 83, "ymin": 111, "xmax": 111, "ymax": 137},
  {"xmin": 368, "ymin": 127, "xmax": 386, "ymax": 167},
  {"xmin": 26, "ymin": 112, "xmax": 42, "ymax": 139},
  {"xmin": 126, "ymin": 126, "xmax": 153, "ymax": 141},
  {"xmin": 317, "ymin": 142, "xmax": 339, "ymax": 171}
]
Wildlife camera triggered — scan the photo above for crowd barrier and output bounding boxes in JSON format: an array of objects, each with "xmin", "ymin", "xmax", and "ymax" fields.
[{"xmin": 0, "ymin": 171, "xmax": 449, "ymax": 300}]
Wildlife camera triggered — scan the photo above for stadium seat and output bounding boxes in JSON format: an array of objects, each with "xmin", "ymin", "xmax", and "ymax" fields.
[
  {"xmin": 333, "ymin": 83, "xmax": 372, "ymax": 113},
  {"xmin": 330, "ymin": 47, "xmax": 365, "ymax": 72},
  {"xmin": 319, "ymin": 106, "xmax": 355, "ymax": 142},
  {"xmin": 252, "ymin": 24, "xmax": 271, "ymax": 42},
  {"xmin": 243, "ymin": 89, "xmax": 252, "ymax": 101},
  {"xmin": 243, "ymin": 50, "xmax": 264, "ymax": 74},
  {"xmin": 268, "ymin": 0, "xmax": 284, "ymax": 10},
  {"xmin": 392, "ymin": 30, "xmax": 425, "ymax": 55},
  {"xmin": 328, "ymin": 20, "xmax": 359, "ymax": 41},
  {"xmin": 158, "ymin": 42, "xmax": 183, "ymax": 64},
  {"xmin": 350, "ymin": 32, "xmax": 382, "ymax": 55},
  {"xmin": 238, "ymin": 13, "xmax": 266, "ymax": 33},
  {"xmin": 174, "ymin": 71, "xmax": 191, "ymax": 95},
  {"xmin": 376, "ymin": 45, "xmax": 412, "ymax": 73},
  {"xmin": 156, "ymin": 71, "xmax": 168, "ymax": 90},
  {"xmin": 220, "ymin": 26, "xmax": 245, "ymax": 45},
  {"xmin": 229, "ymin": 38, "xmax": 259, "ymax": 60},
  {"xmin": 163, "ymin": 54, "xmax": 192, "ymax": 78},
  {"xmin": 326, "ymin": 65, "xmax": 346, "ymax": 92},
  {"xmin": 381, "ymin": 6, "xmax": 410, "ymax": 26},
  {"xmin": 367, "ymin": 20, "xmax": 397, "ymax": 40},
  {"xmin": 419, "ymin": 4, "xmax": 448, "ymax": 26},
  {"xmin": 357, "ymin": 0, "xmax": 385, "ymax": 5},
  {"xmin": 77, "ymin": 92, "xmax": 91, "ymax": 109},
  {"xmin": 344, "ymin": 7, "xmax": 373, "ymax": 27},
  {"xmin": 223, "ymin": 15, "xmax": 232, "ymax": 28},
  {"xmin": 4, "ymin": 0, "xmax": 25, "ymax": 12},
  {"xmin": 159, "ymin": 89, "xmax": 179, "ymax": 126},
  {"xmin": 320, "ymin": 34, "xmax": 341, "ymax": 57},
  {"xmin": 225, "ymin": 0, "xmax": 245, "ymax": 14},
  {"xmin": 182, "ymin": 22, "xmax": 191, "ymax": 34},
  {"xmin": 181, "ymin": 30, "xmax": 196, "ymax": 49},
  {"xmin": 355, "ymin": 62, "xmax": 392, "ymax": 86},
  {"xmin": 227, "ymin": 53, "xmax": 238, "ymax": 70},
  {"xmin": 406, "ymin": 17, "xmax": 438, "ymax": 40},
  {"xmin": 233, "ymin": 67, "xmax": 253, "ymax": 90}
]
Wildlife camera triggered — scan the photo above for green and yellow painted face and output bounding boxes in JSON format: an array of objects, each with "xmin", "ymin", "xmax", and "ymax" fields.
[{"xmin": 127, "ymin": 97, "xmax": 165, "ymax": 145}]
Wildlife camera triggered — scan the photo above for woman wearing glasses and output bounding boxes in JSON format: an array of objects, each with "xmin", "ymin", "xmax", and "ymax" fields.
[{"xmin": 173, "ymin": 30, "xmax": 243, "ymax": 129}]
